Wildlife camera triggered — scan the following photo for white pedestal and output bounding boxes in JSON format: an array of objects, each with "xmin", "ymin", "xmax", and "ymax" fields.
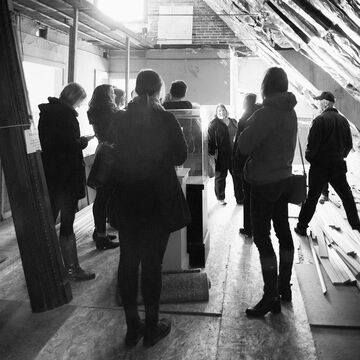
[{"xmin": 162, "ymin": 168, "xmax": 190, "ymax": 272}]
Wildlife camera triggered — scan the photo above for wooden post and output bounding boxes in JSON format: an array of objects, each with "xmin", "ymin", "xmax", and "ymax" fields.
[
  {"xmin": 0, "ymin": 0, "xmax": 72, "ymax": 312},
  {"xmin": 68, "ymin": 7, "xmax": 79, "ymax": 83},
  {"xmin": 125, "ymin": 37, "xmax": 130, "ymax": 104}
]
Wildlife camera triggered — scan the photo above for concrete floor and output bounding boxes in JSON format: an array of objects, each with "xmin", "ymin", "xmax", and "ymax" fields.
[{"xmin": 0, "ymin": 178, "xmax": 322, "ymax": 360}]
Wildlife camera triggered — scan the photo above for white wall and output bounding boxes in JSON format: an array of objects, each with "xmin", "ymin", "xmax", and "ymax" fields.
[{"xmin": 110, "ymin": 48, "xmax": 231, "ymax": 106}]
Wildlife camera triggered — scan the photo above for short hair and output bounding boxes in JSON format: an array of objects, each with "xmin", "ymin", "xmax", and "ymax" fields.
[
  {"xmin": 60, "ymin": 83, "xmax": 86, "ymax": 107},
  {"xmin": 244, "ymin": 93, "xmax": 257, "ymax": 106},
  {"xmin": 261, "ymin": 67, "xmax": 288, "ymax": 99},
  {"xmin": 169, "ymin": 80, "xmax": 187, "ymax": 99},
  {"xmin": 113, "ymin": 87, "xmax": 125, "ymax": 106},
  {"xmin": 135, "ymin": 69, "xmax": 162, "ymax": 96}
]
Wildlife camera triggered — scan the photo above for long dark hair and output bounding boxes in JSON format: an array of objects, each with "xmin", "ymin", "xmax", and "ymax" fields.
[
  {"xmin": 88, "ymin": 84, "xmax": 117, "ymax": 111},
  {"xmin": 130, "ymin": 69, "xmax": 164, "ymax": 124},
  {"xmin": 261, "ymin": 67, "xmax": 288, "ymax": 100}
]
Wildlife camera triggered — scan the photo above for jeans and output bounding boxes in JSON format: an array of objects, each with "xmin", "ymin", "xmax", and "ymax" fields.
[
  {"xmin": 241, "ymin": 174, "xmax": 251, "ymax": 234},
  {"xmin": 48, "ymin": 187, "xmax": 78, "ymax": 236},
  {"xmin": 297, "ymin": 160, "xmax": 360, "ymax": 229},
  {"xmin": 215, "ymin": 169, "xmax": 243, "ymax": 202},
  {"xmin": 93, "ymin": 186, "xmax": 113, "ymax": 233},
  {"xmin": 251, "ymin": 178, "xmax": 294, "ymax": 298},
  {"xmin": 118, "ymin": 226, "xmax": 169, "ymax": 327}
]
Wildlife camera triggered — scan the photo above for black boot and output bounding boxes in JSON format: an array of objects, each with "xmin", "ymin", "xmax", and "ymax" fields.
[
  {"xmin": 143, "ymin": 318, "xmax": 171, "ymax": 347},
  {"xmin": 59, "ymin": 234, "xmax": 96, "ymax": 281},
  {"xmin": 94, "ymin": 234, "xmax": 119, "ymax": 250},
  {"xmin": 246, "ymin": 256, "xmax": 280, "ymax": 317},
  {"xmin": 245, "ymin": 296, "xmax": 281, "ymax": 317},
  {"xmin": 92, "ymin": 229, "xmax": 116, "ymax": 241},
  {"xmin": 279, "ymin": 248, "xmax": 294, "ymax": 302}
]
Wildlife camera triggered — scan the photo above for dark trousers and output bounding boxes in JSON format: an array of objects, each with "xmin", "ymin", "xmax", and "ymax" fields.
[
  {"xmin": 298, "ymin": 160, "xmax": 360, "ymax": 229},
  {"xmin": 118, "ymin": 226, "xmax": 169, "ymax": 328},
  {"xmin": 93, "ymin": 186, "xmax": 113, "ymax": 233},
  {"xmin": 251, "ymin": 178, "xmax": 294, "ymax": 298},
  {"xmin": 215, "ymin": 169, "xmax": 243, "ymax": 202},
  {"xmin": 241, "ymin": 174, "xmax": 251, "ymax": 234},
  {"xmin": 48, "ymin": 187, "xmax": 78, "ymax": 236}
]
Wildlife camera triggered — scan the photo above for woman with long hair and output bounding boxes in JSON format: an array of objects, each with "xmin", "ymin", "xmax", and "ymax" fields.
[
  {"xmin": 87, "ymin": 84, "xmax": 119, "ymax": 250},
  {"xmin": 208, "ymin": 104, "xmax": 243, "ymax": 205},
  {"xmin": 109, "ymin": 69, "xmax": 187, "ymax": 348},
  {"xmin": 38, "ymin": 83, "xmax": 95, "ymax": 281},
  {"xmin": 238, "ymin": 67, "xmax": 297, "ymax": 316}
]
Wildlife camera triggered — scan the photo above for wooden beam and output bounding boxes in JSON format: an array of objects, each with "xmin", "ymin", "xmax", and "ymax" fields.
[
  {"xmin": 67, "ymin": 6, "xmax": 78, "ymax": 83},
  {"xmin": 0, "ymin": 0, "xmax": 72, "ymax": 312},
  {"xmin": 125, "ymin": 36, "xmax": 130, "ymax": 104}
]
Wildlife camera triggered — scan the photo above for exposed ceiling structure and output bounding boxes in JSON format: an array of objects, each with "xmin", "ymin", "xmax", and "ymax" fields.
[
  {"xmin": 204, "ymin": 0, "xmax": 360, "ymax": 107},
  {"xmin": 12, "ymin": 0, "xmax": 152, "ymax": 50}
]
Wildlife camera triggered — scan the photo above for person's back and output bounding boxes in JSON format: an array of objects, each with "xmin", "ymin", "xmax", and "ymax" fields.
[
  {"xmin": 110, "ymin": 99, "xmax": 187, "ymax": 226},
  {"xmin": 305, "ymin": 107, "xmax": 352, "ymax": 163},
  {"xmin": 239, "ymin": 92, "xmax": 297, "ymax": 184}
]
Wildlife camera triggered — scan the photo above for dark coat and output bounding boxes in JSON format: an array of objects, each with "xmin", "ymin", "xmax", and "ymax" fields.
[
  {"xmin": 239, "ymin": 92, "xmax": 297, "ymax": 185},
  {"xmin": 38, "ymin": 97, "xmax": 87, "ymax": 199},
  {"xmin": 208, "ymin": 117, "xmax": 238, "ymax": 172},
  {"xmin": 232, "ymin": 104, "xmax": 262, "ymax": 174},
  {"xmin": 87, "ymin": 105, "xmax": 118, "ymax": 142},
  {"xmin": 305, "ymin": 107, "xmax": 352, "ymax": 164},
  {"xmin": 108, "ymin": 98, "xmax": 188, "ymax": 230}
]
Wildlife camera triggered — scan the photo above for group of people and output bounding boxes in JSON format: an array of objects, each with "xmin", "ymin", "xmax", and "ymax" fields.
[
  {"xmin": 38, "ymin": 70, "xmax": 188, "ymax": 348},
  {"xmin": 207, "ymin": 68, "xmax": 360, "ymax": 318},
  {"xmin": 37, "ymin": 64, "xmax": 360, "ymax": 348}
]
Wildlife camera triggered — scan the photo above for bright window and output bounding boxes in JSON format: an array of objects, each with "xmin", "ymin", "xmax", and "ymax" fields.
[{"xmin": 96, "ymin": 0, "xmax": 146, "ymax": 24}]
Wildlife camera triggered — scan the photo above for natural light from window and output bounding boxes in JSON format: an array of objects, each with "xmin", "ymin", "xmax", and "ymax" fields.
[{"xmin": 96, "ymin": 0, "xmax": 145, "ymax": 23}]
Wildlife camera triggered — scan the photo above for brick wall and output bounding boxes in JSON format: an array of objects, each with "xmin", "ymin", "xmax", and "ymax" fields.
[{"xmin": 148, "ymin": 0, "xmax": 239, "ymax": 45}]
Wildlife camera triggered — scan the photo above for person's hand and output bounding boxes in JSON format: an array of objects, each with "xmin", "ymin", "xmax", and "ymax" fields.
[{"xmin": 78, "ymin": 136, "xmax": 89, "ymax": 149}]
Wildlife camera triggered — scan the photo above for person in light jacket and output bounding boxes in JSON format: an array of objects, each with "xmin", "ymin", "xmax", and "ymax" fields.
[{"xmin": 239, "ymin": 67, "xmax": 297, "ymax": 316}]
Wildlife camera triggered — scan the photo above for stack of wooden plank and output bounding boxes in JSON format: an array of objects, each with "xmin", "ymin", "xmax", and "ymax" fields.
[{"xmin": 308, "ymin": 201, "xmax": 360, "ymax": 291}]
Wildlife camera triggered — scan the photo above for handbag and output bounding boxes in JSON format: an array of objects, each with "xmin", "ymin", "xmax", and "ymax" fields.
[
  {"xmin": 208, "ymin": 153, "xmax": 216, "ymax": 178},
  {"xmin": 86, "ymin": 141, "xmax": 115, "ymax": 190},
  {"xmin": 163, "ymin": 168, "xmax": 192, "ymax": 233},
  {"xmin": 288, "ymin": 136, "xmax": 307, "ymax": 205}
]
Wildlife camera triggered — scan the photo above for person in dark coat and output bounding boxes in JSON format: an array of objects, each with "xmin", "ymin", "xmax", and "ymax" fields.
[
  {"xmin": 295, "ymin": 91, "xmax": 360, "ymax": 235},
  {"xmin": 233, "ymin": 94, "xmax": 262, "ymax": 237},
  {"xmin": 239, "ymin": 67, "xmax": 297, "ymax": 316},
  {"xmin": 38, "ymin": 82, "xmax": 95, "ymax": 281},
  {"xmin": 208, "ymin": 104, "xmax": 242, "ymax": 205},
  {"xmin": 108, "ymin": 69, "xmax": 188, "ymax": 348},
  {"xmin": 87, "ymin": 84, "xmax": 120, "ymax": 250}
]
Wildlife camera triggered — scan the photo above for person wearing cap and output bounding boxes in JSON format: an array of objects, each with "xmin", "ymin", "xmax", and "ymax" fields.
[{"xmin": 294, "ymin": 91, "xmax": 360, "ymax": 236}]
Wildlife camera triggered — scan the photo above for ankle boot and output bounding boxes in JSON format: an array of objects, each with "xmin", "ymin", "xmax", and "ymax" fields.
[
  {"xmin": 92, "ymin": 229, "xmax": 116, "ymax": 242},
  {"xmin": 279, "ymin": 248, "xmax": 294, "ymax": 302},
  {"xmin": 59, "ymin": 234, "xmax": 96, "ymax": 281},
  {"xmin": 246, "ymin": 296, "xmax": 281, "ymax": 317},
  {"xmin": 95, "ymin": 234, "xmax": 119, "ymax": 250}
]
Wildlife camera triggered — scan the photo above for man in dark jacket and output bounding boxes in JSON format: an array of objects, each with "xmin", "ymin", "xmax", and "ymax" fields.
[{"xmin": 295, "ymin": 91, "xmax": 360, "ymax": 235}]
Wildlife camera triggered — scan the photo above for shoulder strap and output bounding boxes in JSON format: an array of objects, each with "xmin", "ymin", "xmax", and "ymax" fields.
[{"xmin": 298, "ymin": 135, "xmax": 306, "ymax": 175}]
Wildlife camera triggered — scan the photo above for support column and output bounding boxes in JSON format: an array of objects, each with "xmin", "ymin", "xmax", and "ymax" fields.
[
  {"xmin": 0, "ymin": 0, "xmax": 72, "ymax": 312},
  {"xmin": 125, "ymin": 37, "xmax": 130, "ymax": 104},
  {"xmin": 68, "ymin": 7, "xmax": 79, "ymax": 83}
]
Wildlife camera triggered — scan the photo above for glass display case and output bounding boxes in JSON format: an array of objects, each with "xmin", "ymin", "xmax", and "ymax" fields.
[
  {"xmin": 167, "ymin": 108, "xmax": 210, "ymax": 177},
  {"xmin": 167, "ymin": 107, "xmax": 210, "ymax": 267}
]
